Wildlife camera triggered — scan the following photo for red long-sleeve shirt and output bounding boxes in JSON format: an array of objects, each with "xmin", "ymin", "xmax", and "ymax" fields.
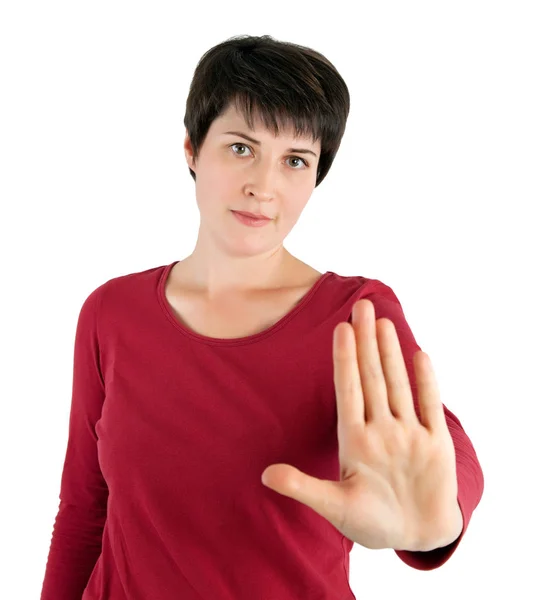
[{"xmin": 40, "ymin": 260, "xmax": 484, "ymax": 600}]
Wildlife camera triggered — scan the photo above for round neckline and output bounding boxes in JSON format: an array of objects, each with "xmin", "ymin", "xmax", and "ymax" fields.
[{"xmin": 157, "ymin": 260, "xmax": 333, "ymax": 346}]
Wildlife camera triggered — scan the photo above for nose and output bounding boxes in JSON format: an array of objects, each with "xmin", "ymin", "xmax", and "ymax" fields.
[{"xmin": 245, "ymin": 160, "xmax": 278, "ymax": 200}]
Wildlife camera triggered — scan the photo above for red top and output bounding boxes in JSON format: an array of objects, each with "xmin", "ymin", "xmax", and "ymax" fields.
[{"xmin": 40, "ymin": 261, "xmax": 484, "ymax": 600}]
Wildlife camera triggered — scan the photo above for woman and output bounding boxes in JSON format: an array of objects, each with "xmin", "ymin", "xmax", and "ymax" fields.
[{"xmin": 40, "ymin": 34, "xmax": 484, "ymax": 600}]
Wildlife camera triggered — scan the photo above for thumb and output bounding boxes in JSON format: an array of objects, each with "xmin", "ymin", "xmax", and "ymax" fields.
[{"xmin": 261, "ymin": 463, "xmax": 345, "ymax": 527}]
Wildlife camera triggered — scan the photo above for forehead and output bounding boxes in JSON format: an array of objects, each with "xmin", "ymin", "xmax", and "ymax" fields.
[{"xmin": 214, "ymin": 103, "xmax": 316, "ymax": 145}]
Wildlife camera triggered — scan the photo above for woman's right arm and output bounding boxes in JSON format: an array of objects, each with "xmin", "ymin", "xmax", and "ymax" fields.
[{"xmin": 40, "ymin": 285, "xmax": 109, "ymax": 600}]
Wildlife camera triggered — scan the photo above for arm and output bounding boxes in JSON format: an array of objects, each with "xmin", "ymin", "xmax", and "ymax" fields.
[{"xmin": 40, "ymin": 285, "xmax": 109, "ymax": 598}]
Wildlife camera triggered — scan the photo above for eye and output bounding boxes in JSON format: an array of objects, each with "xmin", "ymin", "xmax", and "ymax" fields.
[{"xmin": 229, "ymin": 143, "xmax": 309, "ymax": 169}]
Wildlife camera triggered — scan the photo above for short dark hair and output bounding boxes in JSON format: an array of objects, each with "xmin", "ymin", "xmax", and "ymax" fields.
[{"xmin": 183, "ymin": 34, "xmax": 350, "ymax": 188}]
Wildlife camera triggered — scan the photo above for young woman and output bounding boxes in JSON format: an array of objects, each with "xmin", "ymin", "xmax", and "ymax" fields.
[{"xmin": 41, "ymin": 34, "xmax": 484, "ymax": 600}]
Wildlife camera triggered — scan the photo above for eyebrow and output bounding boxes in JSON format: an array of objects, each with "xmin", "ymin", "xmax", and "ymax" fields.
[{"xmin": 222, "ymin": 131, "xmax": 318, "ymax": 158}]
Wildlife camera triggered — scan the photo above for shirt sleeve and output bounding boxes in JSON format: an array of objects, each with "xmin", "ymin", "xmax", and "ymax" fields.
[
  {"xmin": 359, "ymin": 282, "xmax": 485, "ymax": 571},
  {"xmin": 40, "ymin": 284, "xmax": 109, "ymax": 599}
]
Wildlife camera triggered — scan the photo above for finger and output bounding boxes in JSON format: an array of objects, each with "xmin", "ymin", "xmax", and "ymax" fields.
[
  {"xmin": 413, "ymin": 351, "xmax": 446, "ymax": 432},
  {"xmin": 333, "ymin": 320, "xmax": 365, "ymax": 428},
  {"xmin": 262, "ymin": 463, "xmax": 346, "ymax": 531},
  {"xmin": 375, "ymin": 318, "xmax": 418, "ymax": 423},
  {"xmin": 351, "ymin": 300, "xmax": 390, "ymax": 422}
]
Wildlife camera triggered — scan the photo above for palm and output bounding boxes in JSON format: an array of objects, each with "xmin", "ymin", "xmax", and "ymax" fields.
[{"xmin": 261, "ymin": 299, "xmax": 462, "ymax": 552}]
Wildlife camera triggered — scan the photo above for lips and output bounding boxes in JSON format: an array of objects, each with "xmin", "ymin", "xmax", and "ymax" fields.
[{"xmin": 232, "ymin": 211, "xmax": 271, "ymax": 221}]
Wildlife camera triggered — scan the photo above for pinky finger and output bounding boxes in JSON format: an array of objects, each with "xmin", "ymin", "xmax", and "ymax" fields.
[{"xmin": 414, "ymin": 352, "xmax": 445, "ymax": 432}]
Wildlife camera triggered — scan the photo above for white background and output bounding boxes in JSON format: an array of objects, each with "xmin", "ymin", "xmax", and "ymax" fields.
[{"xmin": 1, "ymin": 1, "xmax": 532, "ymax": 598}]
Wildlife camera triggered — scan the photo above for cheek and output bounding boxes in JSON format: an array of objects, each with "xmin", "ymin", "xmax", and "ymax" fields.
[
  {"xmin": 196, "ymin": 166, "xmax": 232, "ymax": 198},
  {"xmin": 277, "ymin": 203, "xmax": 307, "ymax": 227},
  {"xmin": 289, "ymin": 196, "xmax": 310, "ymax": 217}
]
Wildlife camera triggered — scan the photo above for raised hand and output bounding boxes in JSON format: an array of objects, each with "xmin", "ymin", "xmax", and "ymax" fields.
[{"xmin": 261, "ymin": 298, "xmax": 463, "ymax": 552}]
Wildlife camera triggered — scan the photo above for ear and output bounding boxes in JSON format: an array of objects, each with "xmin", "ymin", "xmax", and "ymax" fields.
[{"xmin": 184, "ymin": 130, "xmax": 196, "ymax": 172}]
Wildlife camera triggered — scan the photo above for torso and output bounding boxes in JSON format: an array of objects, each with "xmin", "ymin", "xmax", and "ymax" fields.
[{"xmin": 163, "ymin": 261, "xmax": 325, "ymax": 339}]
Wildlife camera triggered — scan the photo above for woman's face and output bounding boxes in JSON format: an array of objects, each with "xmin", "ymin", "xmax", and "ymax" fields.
[{"xmin": 184, "ymin": 104, "xmax": 321, "ymax": 257}]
